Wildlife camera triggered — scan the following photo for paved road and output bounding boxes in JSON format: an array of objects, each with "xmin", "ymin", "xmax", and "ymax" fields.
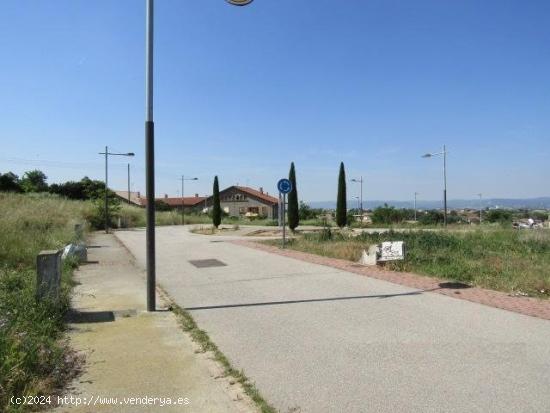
[{"xmin": 116, "ymin": 226, "xmax": 550, "ymax": 413}]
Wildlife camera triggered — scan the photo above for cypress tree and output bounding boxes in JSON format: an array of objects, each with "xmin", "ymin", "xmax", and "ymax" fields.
[
  {"xmin": 336, "ymin": 162, "xmax": 347, "ymax": 228},
  {"xmin": 288, "ymin": 162, "xmax": 299, "ymax": 231},
  {"xmin": 212, "ymin": 176, "xmax": 221, "ymax": 228}
]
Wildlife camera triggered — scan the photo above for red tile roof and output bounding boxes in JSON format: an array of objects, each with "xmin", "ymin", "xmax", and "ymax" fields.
[
  {"xmin": 140, "ymin": 196, "xmax": 206, "ymax": 207},
  {"xmin": 161, "ymin": 197, "xmax": 206, "ymax": 207},
  {"xmin": 234, "ymin": 186, "xmax": 278, "ymax": 205}
]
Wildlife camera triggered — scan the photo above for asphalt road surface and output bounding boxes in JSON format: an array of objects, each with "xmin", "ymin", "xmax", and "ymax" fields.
[{"xmin": 115, "ymin": 226, "xmax": 550, "ymax": 413}]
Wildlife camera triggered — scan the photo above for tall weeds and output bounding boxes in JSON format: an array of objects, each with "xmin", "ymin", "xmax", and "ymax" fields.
[
  {"xmin": 0, "ymin": 193, "xmax": 87, "ymax": 411},
  {"xmin": 281, "ymin": 229, "xmax": 550, "ymax": 298}
]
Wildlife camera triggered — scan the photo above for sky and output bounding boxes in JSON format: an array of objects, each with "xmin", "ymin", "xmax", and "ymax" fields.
[{"xmin": 1, "ymin": 0, "xmax": 549, "ymax": 203}]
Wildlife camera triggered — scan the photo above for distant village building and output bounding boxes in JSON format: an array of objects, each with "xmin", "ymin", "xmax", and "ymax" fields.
[
  {"xmin": 114, "ymin": 186, "xmax": 278, "ymax": 218},
  {"xmin": 205, "ymin": 186, "xmax": 279, "ymax": 219},
  {"xmin": 114, "ymin": 190, "xmax": 143, "ymax": 206},
  {"xmin": 114, "ymin": 190, "xmax": 206, "ymax": 212}
]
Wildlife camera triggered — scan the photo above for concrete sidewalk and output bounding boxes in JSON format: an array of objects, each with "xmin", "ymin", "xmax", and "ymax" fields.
[{"xmin": 52, "ymin": 232, "xmax": 255, "ymax": 413}]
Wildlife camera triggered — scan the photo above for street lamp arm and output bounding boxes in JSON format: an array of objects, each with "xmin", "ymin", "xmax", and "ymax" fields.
[{"xmin": 99, "ymin": 152, "xmax": 135, "ymax": 156}]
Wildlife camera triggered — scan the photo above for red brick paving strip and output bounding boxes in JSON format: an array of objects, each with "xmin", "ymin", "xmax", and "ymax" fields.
[{"xmin": 232, "ymin": 240, "xmax": 550, "ymax": 321}]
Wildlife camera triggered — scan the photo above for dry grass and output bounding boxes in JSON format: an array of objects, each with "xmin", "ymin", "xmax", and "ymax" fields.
[
  {"xmin": 0, "ymin": 192, "xmax": 88, "ymax": 412},
  {"xmin": 268, "ymin": 228, "xmax": 550, "ymax": 299},
  {"xmin": 0, "ymin": 193, "xmax": 90, "ymax": 266}
]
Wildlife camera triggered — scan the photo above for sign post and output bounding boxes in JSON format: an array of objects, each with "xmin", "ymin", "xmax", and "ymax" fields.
[{"xmin": 277, "ymin": 178, "xmax": 292, "ymax": 248}]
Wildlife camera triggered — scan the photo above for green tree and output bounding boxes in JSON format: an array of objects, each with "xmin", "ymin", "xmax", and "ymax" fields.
[
  {"xmin": 419, "ymin": 209, "xmax": 445, "ymax": 225},
  {"xmin": 20, "ymin": 170, "xmax": 48, "ymax": 193},
  {"xmin": 298, "ymin": 201, "xmax": 317, "ymax": 220},
  {"xmin": 212, "ymin": 176, "xmax": 221, "ymax": 228},
  {"xmin": 88, "ymin": 188, "xmax": 121, "ymax": 229},
  {"xmin": 0, "ymin": 172, "xmax": 22, "ymax": 192},
  {"xmin": 81, "ymin": 176, "xmax": 106, "ymax": 199},
  {"xmin": 371, "ymin": 204, "xmax": 408, "ymax": 224},
  {"xmin": 287, "ymin": 162, "xmax": 299, "ymax": 231},
  {"xmin": 336, "ymin": 162, "xmax": 347, "ymax": 228},
  {"xmin": 47, "ymin": 176, "xmax": 105, "ymax": 200},
  {"xmin": 485, "ymin": 209, "xmax": 513, "ymax": 223}
]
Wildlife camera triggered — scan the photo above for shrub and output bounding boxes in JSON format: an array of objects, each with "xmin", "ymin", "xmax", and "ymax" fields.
[{"xmin": 485, "ymin": 209, "xmax": 513, "ymax": 223}]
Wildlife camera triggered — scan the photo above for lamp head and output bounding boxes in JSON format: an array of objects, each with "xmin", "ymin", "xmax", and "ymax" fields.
[
  {"xmin": 226, "ymin": 0, "xmax": 253, "ymax": 5},
  {"xmin": 422, "ymin": 153, "xmax": 432, "ymax": 158},
  {"xmin": 127, "ymin": 152, "xmax": 135, "ymax": 157}
]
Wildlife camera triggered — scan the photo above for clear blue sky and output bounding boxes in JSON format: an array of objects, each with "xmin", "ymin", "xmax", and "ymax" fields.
[{"xmin": 1, "ymin": 0, "xmax": 549, "ymax": 202}]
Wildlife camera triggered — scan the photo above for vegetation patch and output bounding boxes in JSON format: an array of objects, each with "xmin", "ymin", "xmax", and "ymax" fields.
[
  {"xmin": 0, "ymin": 193, "xmax": 86, "ymax": 412},
  {"xmin": 265, "ymin": 229, "xmax": 550, "ymax": 298},
  {"xmin": 190, "ymin": 225, "xmax": 241, "ymax": 235}
]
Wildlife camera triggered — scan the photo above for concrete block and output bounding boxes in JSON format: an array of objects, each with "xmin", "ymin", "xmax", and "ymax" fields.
[
  {"xmin": 358, "ymin": 244, "xmax": 379, "ymax": 266},
  {"xmin": 62, "ymin": 243, "xmax": 87, "ymax": 263},
  {"xmin": 36, "ymin": 250, "xmax": 62, "ymax": 301}
]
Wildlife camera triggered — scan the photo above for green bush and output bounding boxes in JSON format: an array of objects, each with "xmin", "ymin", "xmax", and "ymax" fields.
[{"xmin": 485, "ymin": 209, "xmax": 513, "ymax": 223}]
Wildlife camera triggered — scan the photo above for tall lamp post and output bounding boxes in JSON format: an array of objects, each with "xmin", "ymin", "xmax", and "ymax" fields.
[
  {"xmin": 144, "ymin": 0, "xmax": 253, "ymax": 312},
  {"xmin": 127, "ymin": 163, "xmax": 131, "ymax": 205},
  {"xmin": 478, "ymin": 193, "xmax": 482, "ymax": 224},
  {"xmin": 350, "ymin": 176, "xmax": 363, "ymax": 218},
  {"xmin": 98, "ymin": 146, "xmax": 134, "ymax": 233},
  {"xmin": 414, "ymin": 192, "xmax": 419, "ymax": 222},
  {"xmin": 422, "ymin": 145, "xmax": 448, "ymax": 226},
  {"xmin": 180, "ymin": 176, "xmax": 198, "ymax": 225}
]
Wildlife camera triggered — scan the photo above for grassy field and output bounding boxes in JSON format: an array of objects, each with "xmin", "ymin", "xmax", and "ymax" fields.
[
  {"xmin": 0, "ymin": 193, "xmax": 89, "ymax": 412},
  {"xmin": 267, "ymin": 228, "xmax": 550, "ymax": 299}
]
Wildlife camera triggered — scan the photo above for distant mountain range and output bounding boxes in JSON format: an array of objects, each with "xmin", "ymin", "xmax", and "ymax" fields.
[{"xmin": 308, "ymin": 197, "xmax": 550, "ymax": 210}]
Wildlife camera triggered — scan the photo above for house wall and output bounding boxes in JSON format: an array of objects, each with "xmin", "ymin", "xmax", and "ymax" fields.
[{"xmin": 212, "ymin": 187, "xmax": 277, "ymax": 219}]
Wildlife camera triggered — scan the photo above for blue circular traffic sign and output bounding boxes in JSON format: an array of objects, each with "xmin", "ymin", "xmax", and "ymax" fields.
[{"xmin": 277, "ymin": 178, "xmax": 292, "ymax": 194}]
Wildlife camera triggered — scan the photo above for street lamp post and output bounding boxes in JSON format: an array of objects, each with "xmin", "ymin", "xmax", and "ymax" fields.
[
  {"xmin": 422, "ymin": 145, "xmax": 448, "ymax": 226},
  {"xmin": 98, "ymin": 146, "xmax": 134, "ymax": 234},
  {"xmin": 127, "ymin": 163, "xmax": 131, "ymax": 205},
  {"xmin": 414, "ymin": 192, "xmax": 419, "ymax": 222},
  {"xmin": 180, "ymin": 176, "xmax": 198, "ymax": 225},
  {"xmin": 350, "ymin": 176, "xmax": 363, "ymax": 218},
  {"xmin": 478, "ymin": 193, "xmax": 482, "ymax": 224},
  {"xmin": 144, "ymin": 0, "xmax": 253, "ymax": 312}
]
